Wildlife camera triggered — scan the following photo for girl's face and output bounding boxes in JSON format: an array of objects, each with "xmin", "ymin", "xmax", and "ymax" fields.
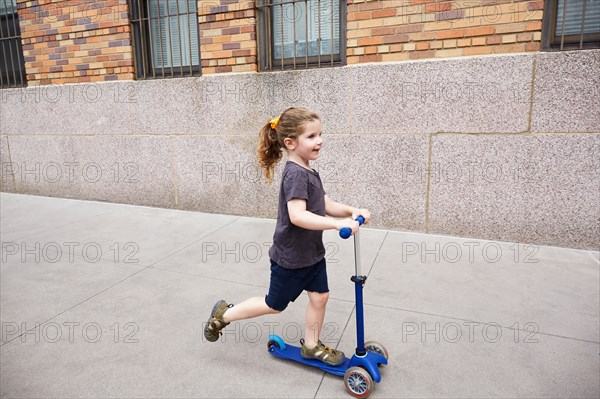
[{"xmin": 285, "ymin": 120, "xmax": 323, "ymax": 166}]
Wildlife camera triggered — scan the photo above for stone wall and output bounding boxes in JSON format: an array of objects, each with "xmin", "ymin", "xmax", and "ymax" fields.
[{"xmin": 1, "ymin": 50, "xmax": 598, "ymax": 250}]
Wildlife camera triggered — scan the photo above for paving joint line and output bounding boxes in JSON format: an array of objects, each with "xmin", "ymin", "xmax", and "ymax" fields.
[
  {"xmin": 144, "ymin": 217, "xmax": 241, "ymax": 268},
  {"xmin": 0, "ymin": 266, "xmax": 149, "ymax": 348},
  {"xmin": 147, "ymin": 264, "xmax": 269, "ymax": 290},
  {"xmin": 0, "ymin": 218, "xmax": 243, "ymax": 348},
  {"xmin": 366, "ymin": 304, "xmax": 600, "ymax": 345}
]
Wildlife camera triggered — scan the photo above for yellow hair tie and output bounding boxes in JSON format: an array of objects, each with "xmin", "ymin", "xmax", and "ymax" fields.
[{"xmin": 269, "ymin": 115, "xmax": 280, "ymax": 130}]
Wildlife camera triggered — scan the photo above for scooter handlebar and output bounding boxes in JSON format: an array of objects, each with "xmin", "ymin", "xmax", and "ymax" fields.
[{"xmin": 339, "ymin": 216, "xmax": 365, "ymax": 239}]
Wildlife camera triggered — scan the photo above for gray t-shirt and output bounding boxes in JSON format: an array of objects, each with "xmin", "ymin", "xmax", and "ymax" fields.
[{"xmin": 268, "ymin": 161, "xmax": 326, "ymax": 269}]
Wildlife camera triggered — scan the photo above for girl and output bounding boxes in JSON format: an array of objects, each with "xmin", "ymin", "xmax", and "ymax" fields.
[{"xmin": 204, "ymin": 107, "xmax": 370, "ymax": 366}]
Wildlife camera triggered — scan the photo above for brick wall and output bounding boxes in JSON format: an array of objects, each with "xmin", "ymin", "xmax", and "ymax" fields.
[
  {"xmin": 198, "ymin": 1, "xmax": 257, "ymax": 74},
  {"xmin": 347, "ymin": 0, "xmax": 543, "ymax": 63},
  {"xmin": 18, "ymin": 0, "xmax": 134, "ymax": 86},
  {"xmin": 13, "ymin": 1, "xmax": 548, "ymax": 83}
]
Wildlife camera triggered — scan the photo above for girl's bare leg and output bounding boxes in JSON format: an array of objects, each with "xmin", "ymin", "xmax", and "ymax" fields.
[
  {"xmin": 222, "ymin": 296, "xmax": 280, "ymax": 323},
  {"xmin": 303, "ymin": 291, "xmax": 329, "ymax": 348}
]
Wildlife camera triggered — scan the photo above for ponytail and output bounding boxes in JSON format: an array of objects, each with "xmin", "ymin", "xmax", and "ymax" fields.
[{"xmin": 257, "ymin": 121, "xmax": 282, "ymax": 183}]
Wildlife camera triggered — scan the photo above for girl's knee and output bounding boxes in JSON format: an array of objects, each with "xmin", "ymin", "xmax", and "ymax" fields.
[
  {"xmin": 310, "ymin": 292, "xmax": 329, "ymax": 308},
  {"xmin": 267, "ymin": 305, "xmax": 283, "ymax": 314}
]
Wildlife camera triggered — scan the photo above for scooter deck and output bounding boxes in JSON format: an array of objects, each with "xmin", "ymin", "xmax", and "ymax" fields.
[{"xmin": 268, "ymin": 343, "xmax": 350, "ymax": 376}]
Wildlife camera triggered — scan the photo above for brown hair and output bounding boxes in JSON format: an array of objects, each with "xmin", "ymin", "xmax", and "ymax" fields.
[{"xmin": 257, "ymin": 107, "xmax": 320, "ymax": 183}]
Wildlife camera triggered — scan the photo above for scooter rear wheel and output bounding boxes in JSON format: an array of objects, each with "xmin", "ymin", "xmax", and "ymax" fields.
[
  {"xmin": 267, "ymin": 335, "xmax": 286, "ymax": 351},
  {"xmin": 267, "ymin": 340, "xmax": 280, "ymax": 351},
  {"xmin": 344, "ymin": 366, "xmax": 374, "ymax": 398},
  {"xmin": 365, "ymin": 340, "xmax": 389, "ymax": 365}
]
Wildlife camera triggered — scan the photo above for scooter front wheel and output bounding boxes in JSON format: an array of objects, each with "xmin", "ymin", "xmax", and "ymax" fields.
[{"xmin": 344, "ymin": 366, "xmax": 374, "ymax": 398}]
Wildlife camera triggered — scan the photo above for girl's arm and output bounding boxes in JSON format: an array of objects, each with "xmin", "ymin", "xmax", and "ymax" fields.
[
  {"xmin": 325, "ymin": 195, "xmax": 356, "ymax": 218},
  {"xmin": 325, "ymin": 195, "xmax": 371, "ymax": 224},
  {"xmin": 288, "ymin": 199, "xmax": 359, "ymax": 233}
]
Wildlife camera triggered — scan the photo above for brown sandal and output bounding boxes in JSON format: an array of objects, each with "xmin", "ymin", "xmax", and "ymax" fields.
[
  {"xmin": 204, "ymin": 300, "xmax": 233, "ymax": 342},
  {"xmin": 300, "ymin": 339, "xmax": 346, "ymax": 366}
]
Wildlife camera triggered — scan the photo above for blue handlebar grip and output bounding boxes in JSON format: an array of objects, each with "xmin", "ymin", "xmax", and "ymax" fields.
[
  {"xmin": 339, "ymin": 228, "xmax": 352, "ymax": 239},
  {"xmin": 339, "ymin": 216, "xmax": 365, "ymax": 239}
]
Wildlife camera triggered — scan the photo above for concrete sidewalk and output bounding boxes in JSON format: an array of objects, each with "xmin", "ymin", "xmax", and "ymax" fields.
[{"xmin": 0, "ymin": 192, "xmax": 598, "ymax": 398}]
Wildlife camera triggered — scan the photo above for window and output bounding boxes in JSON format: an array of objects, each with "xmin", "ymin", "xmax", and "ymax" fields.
[
  {"xmin": 257, "ymin": 0, "xmax": 346, "ymax": 71},
  {"xmin": 0, "ymin": 0, "xmax": 26, "ymax": 88},
  {"xmin": 542, "ymin": 0, "xmax": 600, "ymax": 50},
  {"xmin": 129, "ymin": 0, "xmax": 201, "ymax": 79}
]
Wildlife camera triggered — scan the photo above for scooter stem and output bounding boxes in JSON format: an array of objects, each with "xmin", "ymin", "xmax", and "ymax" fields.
[
  {"xmin": 354, "ymin": 228, "xmax": 362, "ymax": 276},
  {"xmin": 352, "ymin": 228, "xmax": 367, "ymax": 356}
]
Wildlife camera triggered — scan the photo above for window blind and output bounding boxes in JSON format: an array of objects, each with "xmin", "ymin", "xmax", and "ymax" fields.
[
  {"xmin": 0, "ymin": 0, "xmax": 16, "ymax": 16},
  {"xmin": 272, "ymin": 0, "xmax": 340, "ymax": 59},
  {"xmin": 149, "ymin": 0, "xmax": 199, "ymax": 68},
  {"xmin": 556, "ymin": 0, "xmax": 600, "ymax": 35}
]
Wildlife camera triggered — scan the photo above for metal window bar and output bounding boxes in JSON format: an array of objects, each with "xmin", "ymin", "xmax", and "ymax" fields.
[
  {"xmin": 138, "ymin": 0, "xmax": 148, "ymax": 78},
  {"xmin": 317, "ymin": 0, "xmax": 321, "ymax": 67},
  {"xmin": 129, "ymin": 0, "xmax": 201, "ymax": 79},
  {"xmin": 156, "ymin": 0, "xmax": 165, "ymax": 78},
  {"xmin": 0, "ymin": 0, "xmax": 10, "ymax": 87},
  {"xmin": 280, "ymin": 2, "xmax": 283, "ymax": 69},
  {"xmin": 11, "ymin": 0, "xmax": 21, "ymax": 83},
  {"xmin": 304, "ymin": 0, "xmax": 308, "ymax": 68},
  {"xmin": 330, "ymin": 0, "xmax": 334, "ymax": 65},
  {"xmin": 5, "ymin": 0, "xmax": 15, "ymax": 85},
  {"xmin": 579, "ymin": 0, "xmax": 587, "ymax": 48},
  {"xmin": 164, "ymin": 1, "xmax": 174, "ymax": 77},
  {"xmin": 2, "ymin": 0, "xmax": 14, "ymax": 86},
  {"xmin": 258, "ymin": 0, "xmax": 344, "ymax": 71},
  {"xmin": 175, "ymin": 0, "xmax": 183, "ymax": 76},
  {"xmin": 546, "ymin": 0, "xmax": 600, "ymax": 50},
  {"xmin": 0, "ymin": 0, "xmax": 26, "ymax": 88},
  {"xmin": 560, "ymin": 0, "xmax": 568, "ymax": 50},
  {"xmin": 265, "ymin": 5, "xmax": 272, "ymax": 70},
  {"xmin": 144, "ymin": 0, "xmax": 155, "ymax": 78},
  {"xmin": 185, "ymin": 0, "xmax": 192, "ymax": 76},
  {"xmin": 292, "ymin": 2, "xmax": 296, "ymax": 69}
]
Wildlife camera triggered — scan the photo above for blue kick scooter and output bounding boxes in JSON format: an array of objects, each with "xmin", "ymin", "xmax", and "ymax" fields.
[{"xmin": 267, "ymin": 216, "xmax": 389, "ymax": 398}]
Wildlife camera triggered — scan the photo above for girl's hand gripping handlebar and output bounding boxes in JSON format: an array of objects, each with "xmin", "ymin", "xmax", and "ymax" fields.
[{"xmin": 339, "ymin": 216, "xmax": 365, "ymax": 239}]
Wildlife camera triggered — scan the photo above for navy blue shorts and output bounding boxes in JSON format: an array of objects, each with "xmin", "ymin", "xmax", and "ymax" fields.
[{"xmin": 265, "ymin": 257, "xmax": 329, "ymax": 312}]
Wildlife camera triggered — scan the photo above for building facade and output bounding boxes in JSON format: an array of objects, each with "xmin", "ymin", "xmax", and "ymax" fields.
[{"xmin": 1, "ymin": 1, "xmax": 599, "ymax": 250}]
